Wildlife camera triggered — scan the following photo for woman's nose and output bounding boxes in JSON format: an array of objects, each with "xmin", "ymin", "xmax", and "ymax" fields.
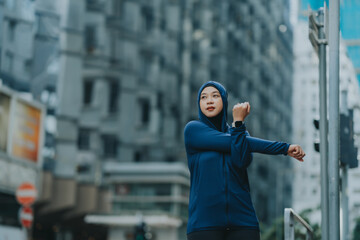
[{"xmin": 207, "ymin": 98, "xmax": 214, "ymax": 104}]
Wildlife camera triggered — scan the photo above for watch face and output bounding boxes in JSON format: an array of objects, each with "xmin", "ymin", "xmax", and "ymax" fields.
[{"xmin": 235, "ymin": 121, "xmax": 243, "ymax": 127}]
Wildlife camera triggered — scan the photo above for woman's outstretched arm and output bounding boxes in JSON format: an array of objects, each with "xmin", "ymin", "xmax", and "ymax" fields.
[{"xmin": 246, "ymin": 136, "xmax": 305, "ymax": 162}]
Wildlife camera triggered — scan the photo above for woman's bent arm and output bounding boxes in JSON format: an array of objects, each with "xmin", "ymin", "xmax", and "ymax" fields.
[{"xmin": 184, "ymin": 121, "xmax": 233, "ymax": 153}]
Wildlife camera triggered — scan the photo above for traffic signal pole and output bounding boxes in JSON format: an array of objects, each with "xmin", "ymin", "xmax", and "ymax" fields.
[
  {"xmin": 340, "ymin": 90, "xmax": 350, "ymax": 240},
  {"xmin": 309, "ymin": 8, "xmax": 329, "ymax": 239},
  {"xmin": 318, "ymin": 10, "xmax": 329, "ymax": 240},
  {"xmin": 341, "ymin": 164, "xmax": 349, "ymax": 240},
  {"xmin": 328, "ymin": 0, "xmax": 340, "ymax": 239}
]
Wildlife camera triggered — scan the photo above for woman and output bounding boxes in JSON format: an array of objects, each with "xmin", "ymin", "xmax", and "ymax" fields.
[{"xmin": 184, "ymin": 81, "xmax": 305, "ymax": 240}]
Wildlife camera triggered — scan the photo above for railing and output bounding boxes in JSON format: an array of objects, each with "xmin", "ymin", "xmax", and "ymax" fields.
[{"xmin": 284, "ymin": 208, "xmax": 313, "ymax": 240}]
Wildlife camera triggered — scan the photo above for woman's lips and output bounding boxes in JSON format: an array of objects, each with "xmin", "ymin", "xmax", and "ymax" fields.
[{"xmin": 207, "ymin": 107, "xmax": 215, "ymax": 111}]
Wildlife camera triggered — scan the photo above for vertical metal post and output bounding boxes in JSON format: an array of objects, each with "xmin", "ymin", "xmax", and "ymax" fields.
[
  {"xmin": 341, "ymin": 90, "xmax": 349, "ymax": 240},
  {"xmin": 341, "ymin": 164, "xmax": 349, "ymax": 240},
  {"xmin": 284, "ymin": 209, "xmax": 295, "ymax": 240},
  {"xmin": 328, "ymin": 0, "xmax": 340, "ymax": 239},
  {"xmin": 27, "ymin": 228, "xmax": 32, "ymax": 240},
  {"xmin": 317, "ymin": 9, "xmax": 329, "ymax": 240}
]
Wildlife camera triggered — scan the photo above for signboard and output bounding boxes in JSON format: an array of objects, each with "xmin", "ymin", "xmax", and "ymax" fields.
[
  {"xmin": 19, "ymin": 206, "xmax": 33, "ymax": 229},
  {"xmin": 0, "ymin": 91, "xmax": 11, "ymax": 152},
  {"xmin": 0, "ymin": 86, "xmax": 43, "ymax": 195},
  {"xmin": 11, "ymin": 100, "xmax": 42, "ymax": 163},
  {"xmin": 0, "ymin": 159, "xmax": 37, "ymax": 193},
  {"xmin": 16, "ymin": 182, "xmax": 37, "ymax": 206}
]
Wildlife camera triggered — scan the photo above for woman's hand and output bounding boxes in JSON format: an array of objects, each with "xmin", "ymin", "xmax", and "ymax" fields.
[
  {"xmin": 288, "ymin": 144, "xmax": 305, "ymax": 162},
  {"xmin": 233, "ymin": 102, "xmax": 250, "ymax": 122}
]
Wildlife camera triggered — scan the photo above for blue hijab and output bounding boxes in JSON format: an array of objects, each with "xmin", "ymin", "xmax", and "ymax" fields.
[{"xmin": 197, "ymin": 81, "xmax": 229, "ymax": 133}]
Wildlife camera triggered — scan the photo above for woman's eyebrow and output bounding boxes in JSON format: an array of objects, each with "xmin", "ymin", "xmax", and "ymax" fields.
[{"xmin": 201, "ymin": 91, "xmax": 219, "ymax": 95}]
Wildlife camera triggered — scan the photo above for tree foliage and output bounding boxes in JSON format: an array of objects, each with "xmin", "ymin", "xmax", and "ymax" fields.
[{"xmin": 353, "ymin": 217, "xmax": 360, "ymax": 240}]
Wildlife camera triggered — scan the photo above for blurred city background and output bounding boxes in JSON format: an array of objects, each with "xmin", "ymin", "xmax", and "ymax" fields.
[{"xmin": 0, "ymin": 0, "xmax": 360, "ymax": 239}]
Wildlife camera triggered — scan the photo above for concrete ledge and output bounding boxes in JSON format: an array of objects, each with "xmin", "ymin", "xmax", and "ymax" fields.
[
  {"xmin": 84, "ymin": 214, "xmax": 182, "ymax": 228},
  {"xmin": 38, "ymin": 177, "xmax": 76, "ymax": 215}
]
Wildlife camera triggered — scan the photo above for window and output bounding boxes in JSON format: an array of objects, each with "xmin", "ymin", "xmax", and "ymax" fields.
[
  {"xmin": 86, "ymin": 0, "xmax": 104, "ymax": 11},
  {"xmin": 140, "ymin": 53, "xmax": 152, "ymax": 83},
  {"xmin": 8, "ymin": 20, "xmax": 16, "ymax": 41},
  {"xmin": 257, "ymin": 165, "xmax": 268, "ymax": 179},
  {"xmin": 77, "ymin": 163, "xmax": 91, "ymax": 174},
  {"xmin": 4, "ymin": 51, "xmax": 14, "ymax": 73},
  {"xmin": 113, "ymin": 0, "xmax": 124, "ymax": 17},
  {"xmin": 114, "ymin": 183, "xmax": 172, "ymax": 197},
  {"xmin": 85, "ymin": 25, "xmax": 97, "ymax": 53},
  {"xmin": 24, "ymin": 59, "xmax": 32, "ymax": 74},
  {"xmin": 83, "ymin": 81, "xmax": 93, "ymax": 105},
  {"xmin": 165, "ymin": 156, "xmax": 176, "ymax": 162},
  {"xmin": 141, "ymin": 6, "xmax": 154, "ymax": 32},
  {"xmin": 134, "ymin": 151, "xmax": 142, "ymax": 162},
  {"xmin": 78, "ymin": 128, "xmax": 91, "ymax": 150},
  {"xmin": 138, "ymin": 98, "xmax": 150, "ymax": 125},
  {"xmin": 157, "ymin": 92, "xmax": 163, "ymax": 110},
  {"xmin": 256, "ymin": 193, "xmax": 268, "ymax": 222},
  {"xmin": 108, "ymin": 81, "xmax": 119, "ymax": 113},
  {"xmin": 102, "ymin": 134, "xmax": 118, "ymax": 158}
]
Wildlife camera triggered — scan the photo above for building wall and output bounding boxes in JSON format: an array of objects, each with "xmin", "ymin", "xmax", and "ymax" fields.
[{"xmin": 0, "ymin": 0, "xmax": 35, "ymax": 90}]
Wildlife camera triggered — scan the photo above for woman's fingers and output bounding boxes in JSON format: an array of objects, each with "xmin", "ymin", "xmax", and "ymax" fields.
[
  {"xmin": 288, "ymin": 144, "xmax": 305, "ymax": 162},
  {"xmin": 233, "ymin": 102, "xmax": 251, "ymax": 121}
]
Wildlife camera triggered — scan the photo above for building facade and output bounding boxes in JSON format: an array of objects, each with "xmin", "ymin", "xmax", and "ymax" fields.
[{"xmin": 300, "ymin": 0, "xmax": 360, "ymax": 84}]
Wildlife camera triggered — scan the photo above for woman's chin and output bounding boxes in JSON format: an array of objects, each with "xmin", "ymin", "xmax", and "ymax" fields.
[{"xmin": 205, "ymin": 112, "xmax": 218, "ymax": 118}]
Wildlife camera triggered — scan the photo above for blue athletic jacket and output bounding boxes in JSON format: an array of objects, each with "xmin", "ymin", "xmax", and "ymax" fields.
[{"xmin": 184, "ymin": 81, "xmax": 290, "ymax": 234}]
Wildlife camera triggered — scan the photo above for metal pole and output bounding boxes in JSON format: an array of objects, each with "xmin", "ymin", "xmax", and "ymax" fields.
[
  {"xmin": 328, "ymin": 0, "xmax": 340, "ymax": 239},
  {"xmin": 341, "ymin": 164, "xmax": 349, "ymax": 240},
  {"xmin": 317, "ymin": 9, "xmax": 329, "ymax": 240},
  {"xmin": 340, "ymin": 90, "xmax": 349, "ymax": 240},
  {"xmin": 27, "ymin": 228, "xmax": 32, "ymax": 240}
]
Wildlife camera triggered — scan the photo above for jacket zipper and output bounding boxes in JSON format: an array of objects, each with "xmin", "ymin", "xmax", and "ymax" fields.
[{"xmin": 223, "ymin": 154, "xmax": 229, "ymax": 226}]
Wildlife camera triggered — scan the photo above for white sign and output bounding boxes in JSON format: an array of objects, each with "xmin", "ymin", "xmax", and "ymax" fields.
[
  {"xmin": 0, "ymin": 225, "xmax": 26, "ymax": 240},
  {"xmin": 0, "ymin": 157, "xmax": 37, "ymax": 193}
]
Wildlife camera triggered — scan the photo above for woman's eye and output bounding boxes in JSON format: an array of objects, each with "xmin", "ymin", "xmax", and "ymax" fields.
[
  {"xmin": 213, "ymin": 94, "xmax": 219, "ymax": 98},
  {"xmin": 201, "ymin": 96, "xmax": 207, "ymax": 99}
]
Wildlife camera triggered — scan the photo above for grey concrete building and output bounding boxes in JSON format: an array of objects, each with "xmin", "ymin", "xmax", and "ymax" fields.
[
  {"xmin": 0, "ymin": 0, "xmax": 34, "ymax": 90},
  {"xmin": 0, "ymin": 0, "xmax": 294, "ymax": 239}
]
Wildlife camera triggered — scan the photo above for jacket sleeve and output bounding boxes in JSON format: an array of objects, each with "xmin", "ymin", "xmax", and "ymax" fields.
[
  {"xmin": 246, "ymin": 136, "xmax": 290, "ymax": 155},
  {"xmin": 184, "ymin": 121, "xmax": 232, "ymax": 153},
  {"xmin": 230, "ymin": 125, "xmax": 252, "ymax": 168}
]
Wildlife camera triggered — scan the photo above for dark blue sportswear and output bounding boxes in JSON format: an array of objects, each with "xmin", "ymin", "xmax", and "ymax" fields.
[{"xmin": 184, "ymin": 81, "xmax": 290, "ymax": 234}]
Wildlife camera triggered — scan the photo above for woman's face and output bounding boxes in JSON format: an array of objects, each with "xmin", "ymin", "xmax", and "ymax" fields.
[{"xmin": 200, "ymin": 86, "xmax": 223, "ymax": 118}]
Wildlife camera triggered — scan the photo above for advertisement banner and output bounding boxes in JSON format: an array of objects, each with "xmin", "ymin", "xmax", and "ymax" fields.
[
  {"xmin": 11, "ymin": 100, "xmax": 42, "ymax": 163},
  {"xmin": 0, "ymin": 92, "xmax": 11, "ymax": 152}
]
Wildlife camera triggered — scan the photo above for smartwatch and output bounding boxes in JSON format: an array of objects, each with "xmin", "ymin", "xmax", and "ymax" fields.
[{"xmin": 232, "ymin": 121, "xmax": 243, "ymax": 128}]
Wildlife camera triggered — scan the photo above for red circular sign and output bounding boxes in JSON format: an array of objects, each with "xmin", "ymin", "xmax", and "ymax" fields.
[
  {"xmin": 20, "ymin": 206, "xmax": 33, "ymax": 228},
  {"xmin": 16, "ymin": 182, "xmax": 37, "ymax": 206}
]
